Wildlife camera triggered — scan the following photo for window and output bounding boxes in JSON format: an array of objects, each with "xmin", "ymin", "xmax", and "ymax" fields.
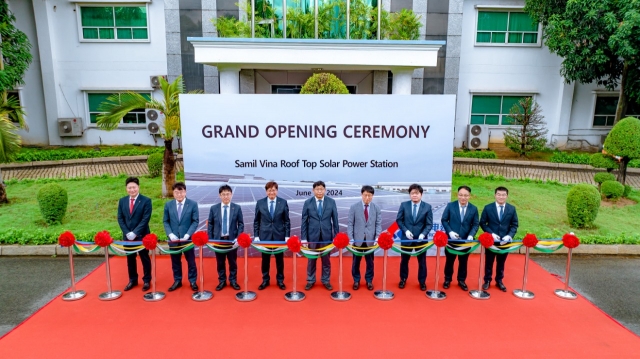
[
  {"xmin": 80, "ymin": 6, "xmax": 148, "ymax": 41},
  {"xmin": 88, "ymin": 93, "xmax": 151, "ymax": 125},
  {"xmin": 470, "ymin": 95, "xmax": 530, "ymax": 125},
  {"xmin": 593, "ymin": 96, "xmax": 640, "ymax": 127},
  {"xmin": 476, "ymin": 11, "xmax": 539, "ymax": 45}
]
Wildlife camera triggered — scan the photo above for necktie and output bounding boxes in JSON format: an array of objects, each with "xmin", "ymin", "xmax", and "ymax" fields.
[
  {"xmin": 223, "ymin": 205, "xmax": 228, "ymax": 235},
  {"xmin": 129, "ymin": 198, "xmax": 134, "ymax": 214},
  {"xmin": 499, "ymin": 205, "xmax": 504, "ymax": 221},
  {"xmin": 364, "ymin": 204, "xmax": 369, "ymax": 222},
  {"xmin": 270, "ymin": 201, "xmax": 275, "ymax": 219},
  {"xmin": 317, "ymin": 200, "xmax": 323, "ymax": 217},
  {"xmin": 412, "ymin": 204, "xmax": 417, "ymax": 221},
  {"xmin": 177, "ymin": 202, "xmax": 183, "ymax": 221},
  {"xmin": 460, "ymin": 206, "xmax": 466, "ymax": 222}
]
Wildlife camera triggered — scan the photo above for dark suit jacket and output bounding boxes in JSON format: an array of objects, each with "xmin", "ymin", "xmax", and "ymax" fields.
[
  {"xmin": 479, "ymin": 202, "xmax": 518, "ymax": 238},
  {"xmin": 163, "ymin": 198, "xmax": 199, "ymax": 239},
  {"xmin": 117, "ymin": 194, "xmax": 152, "ymax": 240},
  {"xmin": 396, "ymin": 200, "xmax": 433, "ymax": 244},
  {"xmin": 301, "ymin": 196, "xmax": 339, "ymax": 243},
  {"xmin": 253, "ymin": 196, "xmax": 291, "ymax": 240},
  {"xmin": 441, "ymin": 201, "xmax": 480, "ymax": 239},
  {"xmin": 207, "ymin": 202, "xmax": 244, "ymax": 240}
]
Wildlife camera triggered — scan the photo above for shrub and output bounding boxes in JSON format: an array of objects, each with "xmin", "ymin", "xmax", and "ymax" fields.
[
  {"xmin": 589, "ymin": 153, "xmax": 617, "ymax": 172},
  {"xmin": 300, "ymin": 73, "xmax": 349, "ymax": 94},
  {"xmin": 594, "ymin": 172, "xmax": 616, "ymax": 185},
  {"xmin": 503, "ymin": 97, "xmax": 548, "ymax": 157},
  {"xmin": 623, "ymin": 184, "xmax": 632, "ymax": 198},
  {"xmin": 453, "ymin": 150, "xmax": 498, "ymax": 159},
  {"xmin": 549, "ymin": 151, "xmax": 591, "ymax": 164},
  {"xmin": 15, "ymin": 146, "xmax": 163, "ymax": 163},
  {"xmin": 601, "ymin": 180, "xmax": 624, "ymax": 200},
  {"xmin": 36, "ymin": 183, "xmax": 68, "ymax": 225},
  {"xmin": 147, "ymin": 153, "xmax": 163, "ymax": 178},
  {"xmin": 566, "ymin": 184, "xmax": 600, "ymax": 228},
  {"xmin": 603, "ymin": 117, "xmax": 640, "ymax": 185}
]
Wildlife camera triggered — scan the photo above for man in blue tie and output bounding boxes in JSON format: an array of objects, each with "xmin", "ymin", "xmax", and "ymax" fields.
[
  {"xmin": 396, "ymin": 184, "xmax": 433, "ymax": 291},
  {"xmin": 253, "ymin": 181, "xmax": 291, "ymax": 290},
  {"xmin": 479, "ymin": 186, "xmax": 519, "ymax": 292},
  {"xmin": 207, "ymin": 185, "xmax": 245, "ymax": 291},
  {"xmin": 301, "ymin": 181, "xmax": 339, "ymax": 291}
]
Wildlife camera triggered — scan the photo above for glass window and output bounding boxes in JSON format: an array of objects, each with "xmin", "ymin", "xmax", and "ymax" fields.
[
  {"xmin": 593, "ymin": 96, "xmax": 640, "ymax": 127},
  {"xmin": 477, "ymin": 11, "xmax": 538, "ymax": 45},
  {"xmin": 88, "ymin": 92, "xmax": 151, "ymax": 125},
  {"xmin": 80, "ymin": 6, "xmax": 148, "ymax": 41},
  {"xmin": 470, "ymin": 95, "xmax": 530, "ymax": 125}
]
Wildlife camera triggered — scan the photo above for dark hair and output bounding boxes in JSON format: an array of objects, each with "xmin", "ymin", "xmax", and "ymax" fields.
[
  {"xmin": 173, "ymin": 182, "xmax": 186, "ymax": 191},
  {"xmin": 313, "ymin": 181, "xmax": 326, "ymax": 189},
  {"xmin": 125, "ymin": 177, "xmax": 139, "ymax": 186},
  {"xmin": 408, "ymin": 183, "xmax": 423, "ymax": 194},
  {"xmin": 219, "ymin": 184, "xmax": 233, "ymax": 194},
  {"xmin": 457, "ymin": 185, "xmax": 471, "ymax": 193},
  {"xmin": 495, "ymin": 186, "xmax": 509, "ymax": 195},
  {"xmin": 265, "ymin": 181, "xmax": 278, "ymax": 190},
  {"xmin": 361, "ymin": 185, "xmax": 375, "ymax": 195}
]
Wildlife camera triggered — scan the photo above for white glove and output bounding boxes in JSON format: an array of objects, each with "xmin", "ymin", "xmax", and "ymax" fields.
[
  {"xmin": 418, "ymin": 234, "xmax": 425, "ymax": 242},
  {"xmin": 183, "ymin": 234, "xmax": 190, "ymax": 240},
  {"xmin": 126, "ymin": 232, "xmax": 136, "ymax": 240},
  {"xmin": 467, "ymin": 235, "xmax": 474, "ymax": 241},
  {"xmin": 233, "ymin": 238, "xmax": 238, "ymax": 244},
  {"xmin": 570, "ymin": 232, "xmax": 575, "ymax": 235},
  {"xmin": 405, "ymin": 230, "xmax": 414, "ymax": 240},
  {"xmin": 491, "ymin": 233, "xmax": 500, "ymax": 242},
  {"xmin": 285, "ymin": 237, "xmax": 289, "ymax": 241},
  {"xmin": 254, "ymin": 237, "xmax": 260, "ymax": 242},
  {"xmin": 168, "ymin": 233, "xmax": 178, "ymax": 241},
  {"xmin": 349, "ymin": 239, "xmax": 354, "ymax": 245},
  {"xmin": 449, "ymin": 231, "xmax": 460, "ymax": 239},
  {"xmin": 374, "ymin": 237, "xmax": 379, "ymax": 245},
  {"xmin": 502, "ymin": 235, "xmax": 512, "ymax": 243},
  {"xmin": 301, "ymin": 239, "xmax": 308, "ymax": 245}
]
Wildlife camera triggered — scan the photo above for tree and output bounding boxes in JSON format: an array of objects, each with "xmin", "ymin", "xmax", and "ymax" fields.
[
  {"xmin": 0, "ymin": 110, "xmax": 20, "ymax": 203},
  {"xmin": 525, "ymin": 0, "xmax": 640, "ymax": 125},
  {"xmin": 300, "ymin": 73, "xmax": 349, "ymax": 94},
  {"xmin": 602, "ymin": 117, "xmax": 640, "ymax": 185},
  {"xmin": 502, "ymin": 97, "xmax": 548, "ymax": 157},
  {"xmin": 97, "ymin": 76, "xmax": 199, "ymax": 198}
]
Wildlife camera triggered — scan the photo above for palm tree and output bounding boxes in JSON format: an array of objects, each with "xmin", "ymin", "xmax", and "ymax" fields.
[
  {"xmin": 97, "ymin": 76, "xmax": 198, "ymax": 198},
  {"xmin": 0, "ymin": 108, "xmax": 21, "ymax": 204}
]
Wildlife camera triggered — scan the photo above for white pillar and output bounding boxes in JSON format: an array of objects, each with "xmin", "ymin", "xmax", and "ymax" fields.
[
  {"xmin": 551, "ymin": 81, "xmax": 575, "ymax": 149},
  {"xmin": 391, "ymin": 68, "xmax": 414, "ymax": 95},
  {"xmin": 219, "ymin": 67, "xmax": 240, "ymax": 94}
]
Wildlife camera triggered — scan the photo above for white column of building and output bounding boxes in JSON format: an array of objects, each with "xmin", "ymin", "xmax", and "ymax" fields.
[
  {"xmin": 218, "ymin": 67, "xmax": 240, "ymax": 94},
  {"xmin": 391, "ymin": 68, "xmax": 414, "ymax": 95},
  {"xmin": 551, "ymin": 81, "xmax": 575, "ymax": 149}
]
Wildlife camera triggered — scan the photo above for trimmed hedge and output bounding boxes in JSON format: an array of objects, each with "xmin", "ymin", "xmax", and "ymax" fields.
[
  {"xmin": 589, "ymin": 153, "xmax": 617, "ymax": 170},
  {"xmin": 550, "ymin": 151, "xmax": 591, "ymax": 165},
  {"xmin": 566, "ymin": 184, "xmax": 601, "ymax": 228},
  {"xmin": 594, "ymin": 172, "xmax": 616, "ymax": 184},
  {"xmin": 15, "ymin": 147, "xmax": 163, "ymax": 162},
  {"xmin": 623, "ymin": 184, "xmax": 632, "ymax": 198},
  {"xmin": 147, "ymin": 153, "xmax": 163, "ymax": 178},
  {"xmin": 36, "ymin": 183, "xmax": 68, "ymax": 225},
  {"xmin": 300, "ymin": 73, "xmax": 350, "ymax": 94},
  {"xmin": 601, "ymin": 180, "xmax": 624, "ymax": 200},
  {"xmin": 453, "ymin": 150, "xmax": 498, "ymax": 159}
]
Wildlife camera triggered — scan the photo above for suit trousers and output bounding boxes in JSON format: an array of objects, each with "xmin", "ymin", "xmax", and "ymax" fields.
[
  {"xmin": 306, "ymin": 238, "xmax": 331, "ymax": 284},
  {"xmin": 351, "ymin": 243, "xmax": 374, "ymax": 283},
  {"xmin": 126, "ymin": 246, "xmax": 151, "ymax": 283},
  {"xmin": 399, "ymin": 242, "xmax": 427, "ymax": 284},
  {"xmin": 215, "ymin": 248, "xmax": 238, "ymax": 283},
  {"xmin": 261, "ymin": 251, "xmax": 284, "ymax": 283},
  {"xmin": 169, "ymin": 243, "xmax": 197, "ymax": 283},
  {"xmin": 444, "ymin": 248, "xmax": 469, "ymax": 282},
  {"xmin": 484, "ymin": 251, "xmax": 508, "ymax": 282}
]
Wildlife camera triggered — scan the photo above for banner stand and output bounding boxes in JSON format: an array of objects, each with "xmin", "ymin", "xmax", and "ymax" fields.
[
  {"xmin": 285, "ymin": 252, "xmax": 305, "ymax": 302},
  {"xmin": 236, "ymin": 249, "xmax": 257, "ymax": 302},
  {"xmin": 426, "ymin": 247, "xmax": 446, "ymax": 300},
  {"xmin": 330, "ymin": 249, "xmax": 351, "ymax": 301},
  {"xmin": 143, "ymin": 250, "xmax": 166, "ymax": 302},
  {"xmin": 373, "ymin": 249, "xmax": 394, "ymax": 300},
  {"xmin": 469, "ymin": 247, "xmax": 490, "ymax": 300},
  {"xmin": 513, "ymin": 246, "xmax": 535, "ymax": 300},
  {"xmin": 192, "ymin": 245, "xmax": 213, "ymax": 301},
  {"xmin": 62, "ymin": 246, "xmax": 86, "ymax": 301},
  {"xmin": 554, "ymin": 248, "xmax": 578, "ymax": 300},
  {"xmin": 98, "ymin": 249, "xmax": 121, "ymax": 301}
]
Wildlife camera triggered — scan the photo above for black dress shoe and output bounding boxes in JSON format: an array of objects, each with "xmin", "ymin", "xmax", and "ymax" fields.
[
  {"xmin": 190, "ymin": 282, "xmax": 199, "ymax": 291},
  {"xmin": 420, "ymin": 283, "xmax": 427, "ymax": 291},
  {"xmin": 353, "ymin": 282, "xmax": 360, "ymax": 290},
  {"xmin": 443, "ymin": 280, "xmax": 451, "ymax": 289},
  {"xmin": 277, "ymin": 282, "xmax": 286, "ymax": 290},
  {"xmin": 367, "ymin": 282, "xmax": 374, "ymax": 291},
  {"xmin": 458, "ymin": 281, "xmax": 468, "ymax": 291},
  {"xmin": 124, "ymin": 281, "xmax": 137, "ymax": 291},
  {"xmin": 230, "ymin": 282, "xmax": 241, "ymax": 290},
  {"xmin": 142, "ymin": 282, "xmax": 150, "ymax": 291},
  {"xmin": 496, "ymin": 281, "xmax": 507, "ymax": 292},
  {"xmin": 258, "ymin": 281, "xmax": 270, "ymax": 290},
  {"xmin": 482, "ymin": 281, "xmax": 490, "ymax": 290},
  {"xmin": 216, "ymin": 282, "xmax": 226, "ymax": 291},
  {"xmin": 168, "ymin": 281, "xmax": 182, "ymax": 292},
  {"xmin": 399, "ymin": 279, "xmax": 406, "ymax": 289},
  {"xmin": 323, "ymin": 282, "xmax": 333, "ymax": 291},
  {"xmin": 305, "ymin": 283, "xmax": 314, "ymax": 291}
]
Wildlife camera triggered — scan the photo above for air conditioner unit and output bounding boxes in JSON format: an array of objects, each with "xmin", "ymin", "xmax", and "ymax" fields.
[
  {"xmin": 145, "ymin": 109, "xmax": 165, "ymax": 135},
  {"xmin": 150, "ymin": 75, "xmax": 167, "ymax": 89},
  {"xmin": 467, "ymin": 124, "xmax": 489, "ymax": 149},
  {"xmin": 58, "ymin": 118, "xmax": 84, "ymax": 137}
]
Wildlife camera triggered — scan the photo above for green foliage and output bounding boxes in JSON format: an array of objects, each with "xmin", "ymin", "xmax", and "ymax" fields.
[
  {"xmin": 213, "ymin": 15, "xmax": 252, "ymax": 38},
  {"xmin": 300, "ymin": 73, "xmax": 350, "ymax": 94},
  {"xmin": 566, "ymin": 183, "xmax": 601, "ymax": 229},
  {"xmin": 388, "ymin": 8, "xmax": 421, "ymax": 40},
  {"xmin": 623, "ymin": 184, "xmax": 632, "ymax": 198},
  {"xmin": 0, "ymin": 114, "xmax": 21, "ymax": 163},
  {"xmin": 631, "ymin": 159, "xmax": 640, "ymax": 168},
  {"xmin": 147, "ymin": 153, "xmax": 163, "ymax": 178},
  {"xmin": 601, "ymin": 180, "xmax": 624, "ymax": 200},
  {"xmin": 589, "ymin": 153, "xmax": 617, "ymax": 171},
  {"xmin": 13, "ymin": 146, "xmax": 163, "ymax": 163},
  {"xmin": 603, "ymin": 117, "xmax": 640, "ymax": 160},
  {"xmin": 549, "ymin": 151, "xmax": 591, "ymax": 164},
  {"xmin": 453, "ymin": 150, "xmax": 498, "ymax": 159},
  {"xmin": 503, "ymin": 97, "xmax": 548, "ymax": 157},
  {"xmin": 594, "ymin": 172, "xmax": 616, "ymax": 184},
  {"xmin": 0, "ymin": 2, "xmax": 33, "ymax": 91},
  {"xmin": 36, "ymin": 183, "xmax": 68, "ymax": 225}
]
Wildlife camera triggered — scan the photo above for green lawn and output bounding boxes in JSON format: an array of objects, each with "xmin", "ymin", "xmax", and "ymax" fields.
[{"xmin": 0, "ymin": 174, "xmax": 638, "ymax": 245}]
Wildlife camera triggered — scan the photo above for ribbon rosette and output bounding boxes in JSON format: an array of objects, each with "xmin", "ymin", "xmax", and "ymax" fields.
[
  {"xmin": 94, "ymin": 231, "xmax": 113, "ymax": 247},
  {"xmin": 191, "ymin": 231, "xmax": 209, "ymax": 247},
  {"xmin": 562, "ymin": 233, "xmax": 580, "ymax": 249},
  {"xmin": 522, "ymin": 233, "xmax": 539, "ymax": 248},
  {"xmin": 377, "ymin": 232, "xmax": 394, "ymax": 250},
  {"xmin": 433, "ymin": 230, "xmax": 448, "ymax": 247},
  {"xmin": 58, "ymin": 231, "xmax": 76, "ymax": 247},
  {"xmin": 478, "ymin": 232, "xmax": 494, "ymax": 248},
  {"xmin": 142, "ymin": 234, "xmax": 158, "ymax": 250},
  {"xmin": 237, "ymin": 233, "xmax": 252, "ymax": 248},
  {"xmin": 333, "ymin": 232, "xmax": 349, "ymax": 249},
  {"xmin": 287, "ymin": 236, "xmax": 301, "ymax": 253}
]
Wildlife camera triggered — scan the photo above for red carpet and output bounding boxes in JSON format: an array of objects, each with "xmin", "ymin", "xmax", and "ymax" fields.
[{"xmin": 1, "ymin": 254, "xmax": 639, "ymax": 358}]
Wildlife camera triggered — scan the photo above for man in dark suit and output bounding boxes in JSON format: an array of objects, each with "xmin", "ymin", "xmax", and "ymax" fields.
[
  {"xmin": 117, "ymin": 177, "xmax": 152, "ymax": 291},
  {"xmin": 208, "ymin": 184, "xmax": 245, "ymax": 291},
  {"xmin": 479, "ymin": 186, "xmax": 519, "ymax": 292},
  {"xmin": 301, "ymin": 181, "xmax": 339, "ymax": 291},
  {"xmin": 396, "ymin": 183, "xmax": 433, "ymax": 291},
  {"xmin": 163, "ymin": 182, "xmax": 199, "ymax": 292},
  {"xmin": 441, "ymin": 185, "xmax": 479, "ymax": 291},
  {"xmin": 347, "ymin": 185, "xmax": 382, "ymax": 291},
  {"xmin": 254, "ymin": 181, "xmax": 291, "ymax": 290}
]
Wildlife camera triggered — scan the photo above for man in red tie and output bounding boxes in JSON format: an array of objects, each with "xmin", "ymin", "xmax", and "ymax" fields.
[{"xmin": 347, "ymin": 185, "xmax": 382, "ymax": 291}]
